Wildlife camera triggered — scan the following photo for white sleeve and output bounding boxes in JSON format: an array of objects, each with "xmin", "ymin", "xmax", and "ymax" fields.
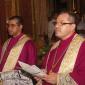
[{"xmin": 57, "ymin": 74, "xmax": 78, "ymax": 85}]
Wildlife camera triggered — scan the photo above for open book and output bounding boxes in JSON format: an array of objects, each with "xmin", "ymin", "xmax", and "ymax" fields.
[{"xmin": 18, "ymin": 61, "xmax": 46, "ymax": 77}]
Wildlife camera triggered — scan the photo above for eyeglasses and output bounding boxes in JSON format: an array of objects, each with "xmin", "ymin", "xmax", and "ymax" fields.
[
  {"xmin": 6, "ymin": 24, "xmax": 19, "ymax": 28},
  {"xmin": 53, "ymin": 22, "xmax": 74, "ymax": 26}
]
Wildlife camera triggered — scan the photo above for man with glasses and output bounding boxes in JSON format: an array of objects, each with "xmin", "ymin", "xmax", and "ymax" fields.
[
  {"xmin": 0, "ymin": 16, "xmax": 37, "ymax": 85},
  {"xmin": 36, "ymin": 11, "xmax": 85, "ymax": 85}
]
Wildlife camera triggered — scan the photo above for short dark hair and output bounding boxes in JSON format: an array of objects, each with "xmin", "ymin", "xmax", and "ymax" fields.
[
  {"xmin": 8, "ymin": 16, "xmax": 24, "ymax": 25},
  {"xmin": 57, "ymin": 10, "xmax": 77, "ymax": 24}
]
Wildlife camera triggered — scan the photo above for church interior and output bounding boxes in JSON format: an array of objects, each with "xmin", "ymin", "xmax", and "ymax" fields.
[{"xmin": 0, "ymin": 0, "xmax": 85, "ymax": 66}]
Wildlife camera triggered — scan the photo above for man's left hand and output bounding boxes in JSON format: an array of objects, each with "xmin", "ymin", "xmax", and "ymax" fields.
[{"xmin": 42, "ymin": 71, "xmax": 57, "ymax": 84}]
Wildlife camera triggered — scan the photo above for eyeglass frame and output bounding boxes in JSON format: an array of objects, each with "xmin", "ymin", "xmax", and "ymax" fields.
[
  {"xmin": 6, "ymin": 23, "xmax": 20, "ymax": 28},
  {"xmin": 53, "ymin": 21, "xmax": 75, "ymax": 26}
]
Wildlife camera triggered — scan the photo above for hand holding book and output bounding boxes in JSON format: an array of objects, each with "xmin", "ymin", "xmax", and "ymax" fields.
[{"xmin": 18, "ymin": 61, "xmax": 47, "ymax": 78}]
